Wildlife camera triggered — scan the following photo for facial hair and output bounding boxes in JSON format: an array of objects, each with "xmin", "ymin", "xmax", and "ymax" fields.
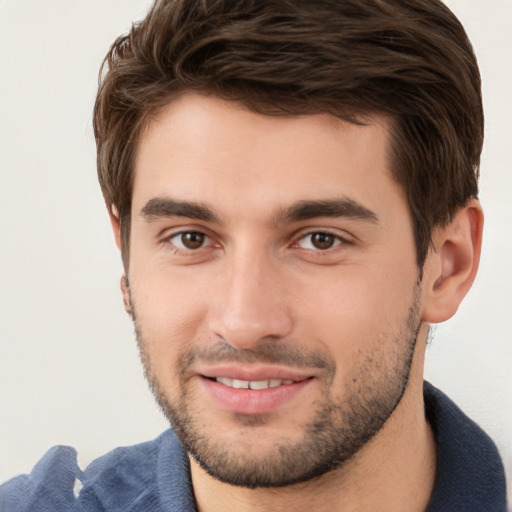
[{"xmin": 130, "ymin": 284, "xmax": 422, "ymax": 489}]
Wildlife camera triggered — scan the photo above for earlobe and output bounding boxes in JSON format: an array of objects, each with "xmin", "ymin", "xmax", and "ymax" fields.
[
  {"xmin": 109, "ymin": 205, "xmax": 122, "ymax": 250},
  {"xmin": 422, "ymin": 199, "xmax": 483, "ymax": 324},
  {"xmin": 120, "ymin": 274, "xmax": 133, "ymax": 317}
]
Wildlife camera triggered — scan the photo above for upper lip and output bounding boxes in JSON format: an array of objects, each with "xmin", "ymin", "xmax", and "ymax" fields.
[{"xmin": 197, "ymin": 364, "xmax": 316, "ymax": 382}]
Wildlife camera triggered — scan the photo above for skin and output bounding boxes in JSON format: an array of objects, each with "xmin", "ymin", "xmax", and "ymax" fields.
[{"xmin": 111, "ymin": 93, "xmax": 483, "ymax": 511}]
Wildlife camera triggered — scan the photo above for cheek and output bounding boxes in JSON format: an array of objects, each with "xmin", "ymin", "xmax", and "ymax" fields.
[
  {"xmin": 296, "ymin": 264, "xmax": 417, "ymax": 363},
  {"xmin": 129, "ymin": 268, "xmax": 210, "ymax": 369}
]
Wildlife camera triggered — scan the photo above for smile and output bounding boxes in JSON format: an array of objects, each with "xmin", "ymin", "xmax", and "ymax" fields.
[
  {"xmin": 214, "ymin": 377, "xmax": 295, "ymax": 390},
  {"xmin": 201, "ymin": 375, "xmax": 314, "ymax": 415}
]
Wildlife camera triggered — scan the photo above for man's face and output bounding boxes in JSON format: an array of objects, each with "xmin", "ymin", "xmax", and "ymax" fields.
[{"xmin": 126, "ymin": 94, "xmax": 423, "ymax": 487}]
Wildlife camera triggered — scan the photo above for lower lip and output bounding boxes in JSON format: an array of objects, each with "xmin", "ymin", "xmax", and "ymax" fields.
[{"xmin": 199, "ymin": 377, "xmax": 313, "ymax": 415}]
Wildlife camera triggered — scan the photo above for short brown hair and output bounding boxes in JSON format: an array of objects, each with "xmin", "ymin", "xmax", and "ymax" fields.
[{"xmin": 94, "ymin": 0, "xmax": 482, "ymax": 269}]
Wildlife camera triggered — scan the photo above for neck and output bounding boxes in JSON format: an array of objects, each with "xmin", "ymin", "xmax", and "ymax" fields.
[{"xmin": 190, "ymin": 327, "xmax": 436, "ymax": 512}]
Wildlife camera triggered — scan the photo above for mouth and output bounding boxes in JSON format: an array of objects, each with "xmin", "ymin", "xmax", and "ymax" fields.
[
  {"xmin": 197, "ymin": 368, "xmax": 315, "ymax": 415},
  {"xmin": 207, "ymin": 377, "xmax": 297, "ymax": 390}
]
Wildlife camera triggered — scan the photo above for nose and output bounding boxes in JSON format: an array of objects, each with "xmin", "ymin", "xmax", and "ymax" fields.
[{"xmin": 207, "ymin": 249, "xmax": 294, "ymax": 349}]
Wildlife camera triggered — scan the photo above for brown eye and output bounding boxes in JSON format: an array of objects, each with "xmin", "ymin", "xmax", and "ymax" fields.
[
  {"xmin": 298, "ymin": 232, "xmax": 341, "ymax": 250},
  {"xmin": 171, "ymin": 231, "xmax": 208, "ymax": 250},
  {"xmin": 311, "ymin": 233, "xmax": 335, "ymax": 249}
]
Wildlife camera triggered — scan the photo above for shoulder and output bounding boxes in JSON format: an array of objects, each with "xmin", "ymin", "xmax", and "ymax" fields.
[
  {"xmin": 0, "ymin": 430, "xmax": 193, "ymax": 512},
  {"xmin": 0, "ymin": 445, "xmax": 80, "ymax": 512},
  {"xmin": 424, "ymin": 381, "xmax": 507, "ymax": 512}
]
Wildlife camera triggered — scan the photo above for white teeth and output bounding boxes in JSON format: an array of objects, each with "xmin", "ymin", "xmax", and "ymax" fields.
[
  {"xmin": 232, "ymin": 379, "xmax": 250, "ymax": 389},
  {"xmin": 215, "ymin": 377, "xmax": 294, "ymax": 389},
  {"xmin": 216, "ymin": 377, "xmax": 234, "ymax": 387},
  {"xmin": 249, "ymin": 380, "xmax": 269, "ymax": 390}
]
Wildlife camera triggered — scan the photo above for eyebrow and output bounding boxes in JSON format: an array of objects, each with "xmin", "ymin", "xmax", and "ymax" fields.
[
  {"xmin": 141, "ymin": 197, "xmax": 218, "ymax": 222},
  {"xmin": 274, "ymin": 198, "xmax": 379, "ymax": 224},
  {"xmin": 140, "ymin": 196, "xmax": 378, "ymax": 225}
]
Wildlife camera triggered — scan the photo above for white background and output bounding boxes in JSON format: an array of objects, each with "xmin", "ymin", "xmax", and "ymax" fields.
[{"xmin": 0, "ymin": 0, "xmax": 510, "ymax": 498}]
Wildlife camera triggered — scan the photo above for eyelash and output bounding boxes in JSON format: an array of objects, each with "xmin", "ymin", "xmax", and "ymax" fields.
[
  {"xmin": 165, "ymin": 229, "xmax": 350, "ymax": 255},
  {"xmin": 295, "ymin": 231, "xmax": 348, "ymax": 251},
  {"xmin": 167, "ymin": 231, "xmax": 214, "ymax": 252}
]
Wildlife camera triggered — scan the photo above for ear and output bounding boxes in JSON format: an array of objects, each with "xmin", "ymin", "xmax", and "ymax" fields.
[
  {"xmin": 109, "ymin": 206, "xmax": 133, "ymax": 316},
  {"xmin": 120, "ymin": 274, "xmax": 133, "ymax": 317},
  {"xmin": 109, "ymin": 205, "xmax": 122, "ymax": 250},
  {"xmin": 421, "ymin": 199, "xmax": 483, "ymax": 323}
]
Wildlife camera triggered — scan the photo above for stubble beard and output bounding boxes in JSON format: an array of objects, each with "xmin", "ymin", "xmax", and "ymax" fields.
[{"xmin": 130, "ymin": 285, "xmax": 422, "ymax": 489}]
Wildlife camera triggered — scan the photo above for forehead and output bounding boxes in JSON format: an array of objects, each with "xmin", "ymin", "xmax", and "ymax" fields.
[{"xmin": 132, "ymin": 93, "xmax": 403, "ymax": 221}]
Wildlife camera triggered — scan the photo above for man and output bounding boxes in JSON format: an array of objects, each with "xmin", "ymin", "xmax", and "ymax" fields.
[{"xmin": 0, "ymin": 0, "xmax": 507, "ymax": 510}]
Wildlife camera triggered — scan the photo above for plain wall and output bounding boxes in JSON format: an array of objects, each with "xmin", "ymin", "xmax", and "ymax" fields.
[{"xmin": 1, "ymin": 0, "xmax": 510, "ymax": 497}]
